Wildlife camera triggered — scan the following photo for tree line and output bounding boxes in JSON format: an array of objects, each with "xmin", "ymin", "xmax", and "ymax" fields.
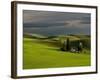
[{"xmin": 60, "ymin": 38, "xmax": 83, "ymax": 53}]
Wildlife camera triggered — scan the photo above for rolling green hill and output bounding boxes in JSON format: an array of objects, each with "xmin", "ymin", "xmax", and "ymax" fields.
[{"xmin": 23, "ymin": 34, "xmax": 91, "ymax": 69}]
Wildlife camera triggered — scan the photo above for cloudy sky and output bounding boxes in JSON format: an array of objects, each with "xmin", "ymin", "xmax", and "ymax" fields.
[{"xmin": 23, "ymin": 10, "xmax": 91, "ymax": 36}]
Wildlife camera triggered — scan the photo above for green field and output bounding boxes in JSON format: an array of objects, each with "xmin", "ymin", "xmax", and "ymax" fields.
[{"xmin": 23, "ymin": 35, "xmax": 91, "ymax": 69}]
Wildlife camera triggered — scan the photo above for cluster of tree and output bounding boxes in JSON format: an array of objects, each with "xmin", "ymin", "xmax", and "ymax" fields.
[
  {"xmin": 60, "ymin": 38, "xmax": 70, "ymax": 51},
  {"xmin": 60, "ymin": 38, "xmax": 83, "ymax": 53}
]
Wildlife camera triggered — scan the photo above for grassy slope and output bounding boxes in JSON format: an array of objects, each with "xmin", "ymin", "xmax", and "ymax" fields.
[{"xmin": 23, "ymin": 38, "xmax": 90, "ymax": 69}]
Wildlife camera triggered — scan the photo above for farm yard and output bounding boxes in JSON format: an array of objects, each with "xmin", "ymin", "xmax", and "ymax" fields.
[{"xmin": 23, "ymin": 34, "xmax": 91, "ymax": 69}]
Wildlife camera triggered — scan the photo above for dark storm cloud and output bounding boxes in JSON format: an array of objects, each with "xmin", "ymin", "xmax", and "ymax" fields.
[
  {"xmin": 23, "ymin": 22, "xmax": 68, "ymax": 28},
  {"xmin": 23, "ymin": 10, "xmax": 91, "ymax": 36}
]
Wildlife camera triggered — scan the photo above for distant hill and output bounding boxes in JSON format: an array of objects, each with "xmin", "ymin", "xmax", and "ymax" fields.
[
  {"xmin": 24, "ymin": 33, "xmax": 47, "ymax": 39},
  {"xmin": 24, "ymin": 33, "xmax": 90, "ymax": 41},
  {"xmin": 24, "ymin": 33, "xmax": 90, "ymax": 49}
]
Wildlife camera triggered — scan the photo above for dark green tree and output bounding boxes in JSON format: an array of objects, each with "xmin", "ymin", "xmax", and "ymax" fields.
[
  {"xmin": 77, "ymin": 41, "xmax": 83, "ymax": 52},
  {"xmin": 60, "ymin": 38, "xmax": 70, "ymax": 51},
  {"xmin": 66, "ymin": 38, "xmax": 70, "ymax": 51}
]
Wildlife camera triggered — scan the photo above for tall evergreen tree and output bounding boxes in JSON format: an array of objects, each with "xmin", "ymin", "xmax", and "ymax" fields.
[{"xmin": 66, "ymin": 38, "xmax": 70, "ymax": 51}]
